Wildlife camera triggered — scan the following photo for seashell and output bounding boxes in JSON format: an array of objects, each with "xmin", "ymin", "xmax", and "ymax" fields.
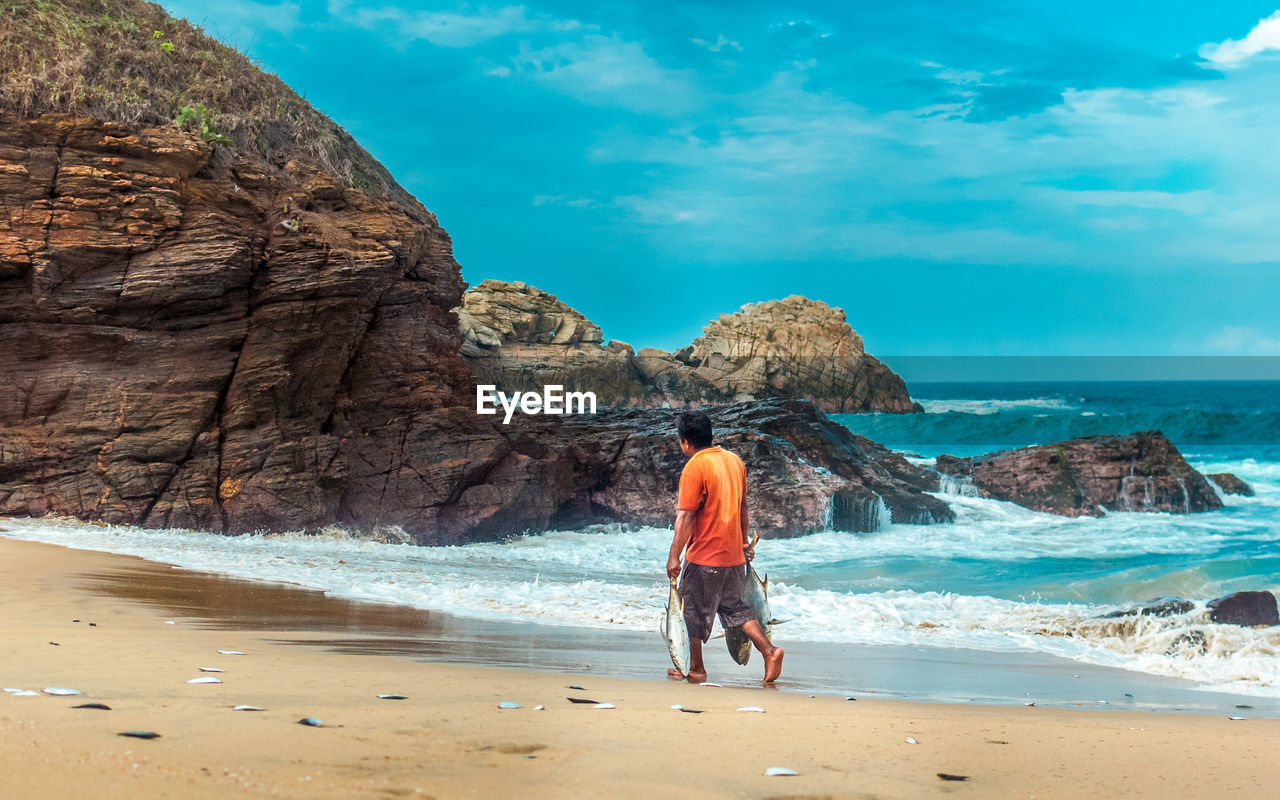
[
  {"xmin": 764, "ymin": 767, "xmax": 798, "ymax": 777},
  {"xmin": 198, "ymin": 667, "xmax": 223, "ymax": 673},
  {"xmin": 42, "ymin": 688, "xmax": 81, "ymax": 696},
  {"xmin": 187, "ymin": 677, "xmax": 222, "ymax": 684},
  {"xmin": 119, "ymin": 731, "xmax": 160, "ymax": 739},
  {"xmin": 906, "ymin": 738, "xmax": 919, "ymax": 744},
  {"xmin": 533, "ymin": 705, "xmax": 545, "ymax": 711}
]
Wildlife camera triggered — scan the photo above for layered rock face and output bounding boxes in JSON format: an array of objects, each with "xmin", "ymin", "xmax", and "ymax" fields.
[
  {"xmin": 935, "ymin": 431, "xmax": 1224, "ymax": 517},
  {"xmin": 0, "ymin": 113, "xmax": 472, "ymax": 533},
  {"xmin": 429, "ymin": 399, "xmax": 952, "ymax": 544},
  {"xmin": 458, "ymin": 282, "xmax": 920, "ymax": 413}
]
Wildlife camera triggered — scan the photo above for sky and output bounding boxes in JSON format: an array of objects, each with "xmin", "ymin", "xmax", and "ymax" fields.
[{"xmin": 159, "ymin": 0, "xmax": 1280, "ymax": 374}]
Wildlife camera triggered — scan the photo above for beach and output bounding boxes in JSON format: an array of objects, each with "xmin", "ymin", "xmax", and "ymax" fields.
[{"xmin": 3, "ymin": 537, "xmax": 1278, "ymax": 799}]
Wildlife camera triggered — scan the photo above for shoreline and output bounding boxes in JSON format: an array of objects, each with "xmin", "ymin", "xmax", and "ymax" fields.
[
  {"xmin": 4, "ymin": 538, "xmax": 1280, "ymax": 798},
  {"xmin": 4, "ymin": 524, "xmax": 1279, "ymax": 716}
]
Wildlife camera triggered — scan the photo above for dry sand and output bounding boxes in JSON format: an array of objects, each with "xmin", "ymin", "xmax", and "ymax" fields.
[{"xmin": 1, "ymin": 536, "xmax": 1277, "ymax": 799}]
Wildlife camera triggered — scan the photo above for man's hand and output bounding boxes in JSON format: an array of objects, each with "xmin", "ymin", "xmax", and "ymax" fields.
[
  {"xmin": 667, "ymin": 553, "xmax": 682, "ymax": 580},
  {"xmin": 744, "ymin": 544, "xmax": 755, "ymax": 562}
]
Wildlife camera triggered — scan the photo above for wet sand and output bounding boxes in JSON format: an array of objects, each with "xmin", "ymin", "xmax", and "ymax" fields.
[{"xmin": 2, "ymin": 536, "xmax": 1279, "ymax": 799}]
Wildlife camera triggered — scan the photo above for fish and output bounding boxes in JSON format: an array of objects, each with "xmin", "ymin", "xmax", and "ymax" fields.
[
  {"xmin": 118, "ymin": 731, "xmax": 161, "ymax": 740},
  {"xmin": 662, "ymin": 577, "xmax": 691, "ymax": 677},
  {"xmin": 724, "ymin": 624, "xmax": 752, "ymax": 665},
  {"xmin": 72, "ymin": 703, "xmax": 111, "ymax": 710},
  {"xmin": 764, "ymin": 767, "xmax": 798, "ymax": 777},
  {"xmin": 186, "ymin": 677, "xmax": 222, "ymax": 684},
  {"xmin": 741, "ymin": 563, "xmax": 772, "ymax": 642},
  {"xmin": 377, "ymin": 694, "xmax": 407, "ymax": 700},
  {"xmin": 233, "ymin": 705, "xmax": 264, "ymax": 711},
  {"xmin": 42, "ymin": 687, "xmax": 81, "ymax": 696}
]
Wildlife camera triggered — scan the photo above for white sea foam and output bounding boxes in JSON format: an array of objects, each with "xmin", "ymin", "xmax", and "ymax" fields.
[
  {"xmin": 4, "ymin": 508, "xmax": 1280, "ymax": 697},
  {"xmin": 918, "ymin": 397, "xmax": 1078, "ymax": 415}
]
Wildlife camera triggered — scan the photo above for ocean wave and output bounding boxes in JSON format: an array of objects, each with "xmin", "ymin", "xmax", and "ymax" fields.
[{"xmin": 918, "ymin": 397, "xmax": 1078, "ymax": 415}]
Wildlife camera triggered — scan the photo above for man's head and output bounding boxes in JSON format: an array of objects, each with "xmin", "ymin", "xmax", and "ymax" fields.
[{"xmin": 677, "ymin": 410, "xmax": 714, "ymax": 455}]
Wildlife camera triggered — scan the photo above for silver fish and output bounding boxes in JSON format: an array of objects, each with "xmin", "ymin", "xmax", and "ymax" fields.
[
  {"xmin": 742, "ymin": 563, "xmax": 772, "ymax": 642},
  {"xmin": 663, "ymin": 578, "xmax": 690, "ymax": 677},
  {"xmin": 725, "ymin": 624, "xmax": 751, "ymax": 665}
]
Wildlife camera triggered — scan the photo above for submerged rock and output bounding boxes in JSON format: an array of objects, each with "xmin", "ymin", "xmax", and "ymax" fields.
[
  {"xmin": 935, "ymin": 431, "xmax": 1222, "ymax": 517},
  {"xmin": 1208, "ymin": 591, "xmax": 1279, "ymax": 627},
  {"xmin": 1101, "ymin": 597, "xmax": 1196, "ymax": 619}
]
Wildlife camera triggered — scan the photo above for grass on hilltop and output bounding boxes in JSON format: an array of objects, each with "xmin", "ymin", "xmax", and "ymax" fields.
[{"xmin": 0, "ymin": 0, "xmax": 418, "ymax": 210}]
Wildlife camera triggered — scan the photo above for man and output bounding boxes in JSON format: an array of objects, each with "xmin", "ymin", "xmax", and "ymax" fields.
[{"xmin": 666, "ymin": 410, "xmax": 784, "ymax": 684}]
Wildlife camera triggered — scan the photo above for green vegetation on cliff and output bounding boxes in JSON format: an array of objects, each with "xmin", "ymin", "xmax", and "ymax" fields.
[{"xmin": 0, "ymin": 0, "xmax": 416, "ymax": 209}]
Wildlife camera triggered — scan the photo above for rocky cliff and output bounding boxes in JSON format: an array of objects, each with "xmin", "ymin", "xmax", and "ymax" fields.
[
  {"xmin": 458, "ymin": 281, "xmax": 921, "ymax": 412},
  {"xmin": 935, "ymin": 431, "xmax": 1226, "ymax": 517},
  {"xmin": 0, "ymin": 1, "xmax": 947, "ymax": 541}
]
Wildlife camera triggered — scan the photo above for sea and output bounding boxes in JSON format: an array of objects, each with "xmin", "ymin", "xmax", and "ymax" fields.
[{"xmin": 4, "ymin": 380, "xmax": 1279, "ymax": 698}]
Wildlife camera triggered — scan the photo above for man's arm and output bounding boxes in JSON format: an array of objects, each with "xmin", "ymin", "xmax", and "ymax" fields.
[
  {"xmin": 740, "ymin": 491, "xmax": 753, "ymax": 562},
  {"xmin": 667, "ymin": 509, "xmax": 696, "ymax": 579}
]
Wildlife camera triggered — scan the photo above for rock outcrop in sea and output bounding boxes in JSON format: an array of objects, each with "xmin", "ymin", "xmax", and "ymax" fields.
[
  {"xmin": 458, "ymin": 280, "xmax": 921, "ymax": 413},
  {"xmin": 935, "ymin": 431, "xmax": 1228, "ymax": 517},
  {"xmin": 0, "ymin": 1, "xmax": 943, "ymax": 542}
]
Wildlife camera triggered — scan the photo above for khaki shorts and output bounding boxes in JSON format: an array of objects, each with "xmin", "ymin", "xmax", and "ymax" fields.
[{"xmin": 678, "ymin": 562, "xmax": 754, "ymax": 642}]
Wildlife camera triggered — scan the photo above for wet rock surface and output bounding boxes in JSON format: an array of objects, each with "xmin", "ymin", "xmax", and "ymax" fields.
[
  {"xmin": 935, "ymin": 431, "xmax": 1223, "ymax": 517},
  {"xmin": 1208, "ymin": 472, "xmax": 1255, "ymax": 497},
  {"xmin": 1208, "ymin": 591, "xmax": 1279, "ymax": 627}
]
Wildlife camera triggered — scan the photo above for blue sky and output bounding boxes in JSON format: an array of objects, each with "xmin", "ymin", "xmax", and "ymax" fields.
[{"xmin": 161, "ymin": 1, "xmax": 1280, "ymax": 366}]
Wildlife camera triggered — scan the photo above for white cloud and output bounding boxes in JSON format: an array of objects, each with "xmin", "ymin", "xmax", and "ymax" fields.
[
  {"xmin": 1199, "ymin": 11, "xmax": 1280, "ymax": 66},
  {"xmin": 692, "ymin": 34, "xmax": 741, "ymax": 53},
  {"xmin": 335, "ymin": 3, "xmax": 582, "ymax": 48},
  {"xmin": 1205, "ymin": 326, "xmax": 1280, "ymax": 355},
  {"xmin": 508, "ymin": 35, "xmax": 697, "ymax": 113}
]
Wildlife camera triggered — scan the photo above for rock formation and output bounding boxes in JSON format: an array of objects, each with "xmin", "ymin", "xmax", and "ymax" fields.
[
  {"xmin": 1208, "ymin": 473, "xmax": 1254, "ymax": 497},
  {"xmin": 934, "ymin": 431, "xmax": 1223, "ymax": 517},
  {"xmin": 0, "ymin": 2, "xmax": 948, "ymax": 542},
  {"xmin": 427, "ymin": 399, "xmax": 952, "ymax": 544},
  {"xmin": 1208, "ymin": 591, "xmax": 1279, "ymax": 627},
  {"xmin": 676, "ymin": 297, "xmax": 921, "ymax": 413},
  {"xmin": 458, "ymin": 281, "xmax": 920, "ymax": 413}
]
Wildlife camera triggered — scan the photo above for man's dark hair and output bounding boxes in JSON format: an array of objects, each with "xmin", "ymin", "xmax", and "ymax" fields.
[{"xmin": 677, "ymin": 410, "xmax": 714, "ymax": 449}]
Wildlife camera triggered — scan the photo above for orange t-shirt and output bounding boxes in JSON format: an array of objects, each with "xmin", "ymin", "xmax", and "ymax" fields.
[{"xmin": 676, "ymin": 446, "xmax": 747, "ymax": 567}]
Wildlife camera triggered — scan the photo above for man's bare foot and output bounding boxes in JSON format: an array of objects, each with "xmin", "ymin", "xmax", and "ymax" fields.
[
  {"xmin": 667, "ymin": 668, "xmax": 684, "ymax": 679},
  {"xmin": 686, "ymin": 670, "xmax": 707, "ymax": 683},
  {"xmin": 763, "ymin": 648, "xmax": 784, "ymax": 683}
]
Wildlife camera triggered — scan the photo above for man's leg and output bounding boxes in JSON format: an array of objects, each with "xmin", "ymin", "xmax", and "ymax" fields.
[
  {"xmin": 741, "ymin": 619, "xmax": 784, "ymax": 684},
  {"xmin": 687, "ymin": 637, "xmax": 706, "ymax": 682}
]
